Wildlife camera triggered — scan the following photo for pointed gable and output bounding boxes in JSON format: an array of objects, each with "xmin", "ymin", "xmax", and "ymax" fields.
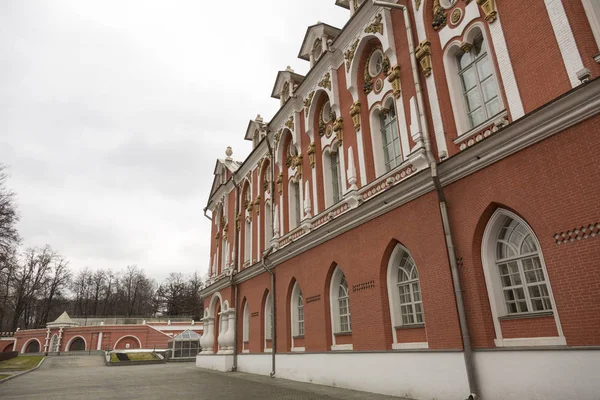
[
  {"xmin": 298, "ymin": 22, "xmax": 342, "ymax": 62},
  {"xmin": 271, "ymin": 67, "xmax": 305, "ymax": 100}
]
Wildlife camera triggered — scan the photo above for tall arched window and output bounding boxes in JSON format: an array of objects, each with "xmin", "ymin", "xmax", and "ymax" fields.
[
  {"xmin": 242, "ymin": 301, "xmax": 250, "ymax": 352},
  {"xmin": 289, "ymin": 180, "xmax": 301, "ymax": 230},
  {"xmin": 244, "ymin": 187, "xmax": 252, "ymax": 265},
  {"xmin": 380, "ymin": 106, "xmax": 402, "ymax": 172},
  {"xmin": 387, "ymin": 244, "xmax": 427, "ymax": 349},
  {"xmin": 495, "ymin": 216, "xmax": 552, "ymax": 314},
  {"xmin": 457, "ymin": 33, "xmax": 501, "ymax": 129},
  {"xmin": 323, "ymin": 147, "xmax": 342, "ymax": 208},
  {"xmin": 50, "ymin": 334, "xmax": 59, "ymax": 352},
  {"xmin": 264, "ymin": 292, "xmax": 273, "ymax": 349},
  {"xmin": 265, "ymin": 201, "xmax": 272, "ymax": 247},
  {"xmin": 482, "ymin": 209, "xmax": 564, "ymax": 347},
  {"xmin": 291, "ymin": 281, "xmax": 305, "ymax": 351},
  {"xmin": 338, "ymin": 276, "xmax": 351, "ymax": 332},
  {"xmin": 329, "ymin": 266, "xmax": 352, "ymax": 350}
]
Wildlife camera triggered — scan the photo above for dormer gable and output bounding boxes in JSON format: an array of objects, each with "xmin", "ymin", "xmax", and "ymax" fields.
[
  {"xmin": 208, "ymin": 147, "xmax": 241, "ymax": 200},
  {"xmin": 298, "ymin": 22, "xmax": 341, "ymax": 67},
  {"xmin": 271, "ymin": 66, "xmax": 305, "ymax": 107},
  {"xmin": 335, "ymin": 0, "xmax": 365, "ymax": 16},
  {"xmin": 244, "ymin": 114, "xmax": 268, "ymax": 149}
]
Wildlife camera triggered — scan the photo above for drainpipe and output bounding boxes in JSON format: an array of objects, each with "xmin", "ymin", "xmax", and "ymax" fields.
[
  {"xmin": 261, "ymin": 246, "xmax": 276, "ymax": 377},
  {"xmin": 203, "ymin": 207, "xmax": 212, "ymax": 221},
  {"xmin": 373, "ymin": 1, "xmax": 479, "ymax": 398}
]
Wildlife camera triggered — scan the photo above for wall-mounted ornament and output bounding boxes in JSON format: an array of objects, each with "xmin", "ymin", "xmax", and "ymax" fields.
[
  {"xmin": 363, "ymin": 66, "xmax": 373, "ymax": 94},
  {"xmin": 263, "ymin": 180, "xmax": 270, "ymax": 192},
  {"xmin": 476, "ymin": 0, "xmax": 497, "ymax": 23},
  {"xmin": 415, "ymin": 0, "xmax": 422, "ymax": 10},
  {"xmin": 257, "ymin": 158, "xmax": 263, "ymax": 170},
  {"xmin": 307, "ymin": 142, "xmax": 316, "ymax": 168},
  {"xmin": 460, "ymin": 42, "xmax": 473, "ymax": 53},
  {"xmin": 450, "ymin": 8, "xmax": 462, "ymax": 25},
  {"xmin": 350, "ymin": 101, "xmax": 361, "ymax": 132},
  {"xmin": 382, "ymin": 54, "xmax": 390, "ymax": 75},
  {"xmin": 333, "ymin": 117, "xmax": 344, "ymax": 145},
  {"xmin": 235, "ymin": 213, "xmax": 241, "ymax": 232},
  {"xmin": 432, "ymin": 0, "xmax": 447, "ymax": 31},
  {"xmin": 285, "ymin": 115, "xmax": 294, "ymax": 131},
  {"xmin": 215, "ymin": 231, "xmax": 221, "ymax": 241},
  {"xmin": 344, "ymin": 39, "xmax": 359, "ymax": 72},
  {"xmin": 415, "ymin": 40, "xmax": 432, "ymax": 77},
  {"xmin": 293, "ymin": 155, "xmax": 303, "ymax": 179},
  {"xmin": 274, "ymin": 129, "xmax": 282, "ymax": 148},
  {"xmin": 387, "ymin": 65, "xmax": 402, "ymax": 98},
  {"xmin": 254, "ymin": 195, "xmax": 261, "ymax": 215},
  {"xmin": 326, "ymin": 124, "xmax": 333, "ymax": 138},
  {"xmin": 364, "ymin": 14, "xmax": 383, "ymax": 35},
  {"xmin": 318, "ymin": 72, "xmax": 331, "ymax": 90},
  {"xmin": 303, "ymin": 91, "xmax": 314, "ymax": 111},
  {"xmin": 276, "ymin": 172, "xmax": 283, "ymax": 195},
  {"xmin": 374, "ymin": 78, "xmax": 384, "ymax": 93},
  {"xmin": 318, "ymin": 114, "xmax": 326, "ymax": 137}
]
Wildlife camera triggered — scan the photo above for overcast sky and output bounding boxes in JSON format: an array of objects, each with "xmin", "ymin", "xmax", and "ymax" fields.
[{"xmin": 0, "ymin": 0, "xmax": 348, "ymax": 281}]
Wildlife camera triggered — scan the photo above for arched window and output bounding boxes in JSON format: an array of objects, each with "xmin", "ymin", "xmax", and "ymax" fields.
[
  {"xmin": 482, "ymin": 209, "xmax": 564, "ymax": 347},
  {"xmin": 264, "ymin": 292, "xmax": 273, "ymax": 343},
  {"xmin": 289, "ymin": 180, "xmax": 301, "ymax": 230},
  {"xmin": 221, "ymin": 236, "xmax": 228, "ymax": 270},
  {"xmin": 494, "ymin": 216, "xmax": 552, "ymax": 314},
  {"xmin": 457, "ymin": 33, "xmax": 501, "ymax": 129},
  {"xmin": 312, "ymin": 38, "xmax": 323, "ymax": 62},
  {"xmin": 242, "ymin": 301, "xmax": 250, "ymax": 352},
  {"xmin": 50, "ymin": 334, "xmax": 59, "ymax": 352},
  {"xmin": 323, "ymin": 147, "xmax": 342, "ymax": 208},
  {"xmin": 265, "ymin": 201, "xmax": 273, "ymax": 247},
  {"xmin": 397, "ymin": 251, "xmax": 423, "ymax": 324},
  {"xmin": 380, "ymin": 106, "xmax": 402, "ymax": 172},
  {"xmin": 244, "ymin": 186, "xmax": 252, "ymax": 265},
  {"xmin": 291, "ymin": 282, "xmax": 304, "ymax": 337},
  {"xmin": 338, "ymin": 276, "xmax": 351, "ymax": 332}
]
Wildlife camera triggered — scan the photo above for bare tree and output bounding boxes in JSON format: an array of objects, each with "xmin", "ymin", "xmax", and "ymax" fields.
[{"xmin": 0, "ymin": 165, "xmax": 20, "ymax": 265}]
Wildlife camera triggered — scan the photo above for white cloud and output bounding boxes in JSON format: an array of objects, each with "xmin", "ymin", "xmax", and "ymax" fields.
[{"xmin": 0, "ymin": 0, "xmax": 348, "ymax": 281}]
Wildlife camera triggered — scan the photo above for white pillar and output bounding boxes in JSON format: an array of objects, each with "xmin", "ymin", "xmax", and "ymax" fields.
[
  {"xmin": 201, "ymin": 317, "xmax": 215, "ymax": 354},
  {"xmin": 217, "ymin": 312, "xmax": 228, "ymax": 354},
  {"xmin": 97, "ymin": 332, "xmax": 103, "ymax": 351},
  {"xmin": 223, "ymin": 309, "xmax": 236, "ymax": 354}
]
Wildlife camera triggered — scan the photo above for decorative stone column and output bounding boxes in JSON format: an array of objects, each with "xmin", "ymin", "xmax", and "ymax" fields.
[
  {"xmin": 43, "ymin": 328, "xmax": 50, "ymax": 353},
  {"xmin": 222, "ymin": 309, "xmax": 236, "ymax": 354},
  {"xmin": 201, "ymin": 317, "xmax": 214, "ymax": 354}
]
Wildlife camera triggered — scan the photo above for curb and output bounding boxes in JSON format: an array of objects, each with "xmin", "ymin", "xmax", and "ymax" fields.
[{"xmin": 0, "ymin": 357, "xmax": 46, "ymax": 384}]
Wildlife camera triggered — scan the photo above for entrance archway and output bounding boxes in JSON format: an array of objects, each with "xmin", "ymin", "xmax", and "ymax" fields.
[
  {"xmin": 23, "ymin": 339, "xmax": 40, "ymax": 353},
  {"xmin": 2, "ymin": 343, "xmax": 14, "ymax": 352},
  {"xmin": 68, "ymin": 337, "xmax": 86, "ymax": 351}
]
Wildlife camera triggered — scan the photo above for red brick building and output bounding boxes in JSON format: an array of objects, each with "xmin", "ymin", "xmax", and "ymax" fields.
[
  {"xmin": 1, "ymin": 312, "xmax": 203, "ymax": 354},
  {"xmin": 197, "ymin": 1, "xmax": 600, "ymax": 399}
]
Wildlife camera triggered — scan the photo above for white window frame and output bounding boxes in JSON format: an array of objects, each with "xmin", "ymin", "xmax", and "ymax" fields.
[
  {"xmin": 482, "ymin": 209, "xmax": 565, "ymax": 347},
  {"xmin": 264, "ymin": 292, "xmax": 273, "ymax": 352},
  {"xmin": 369, "ymin": 97, "xmax": 403, "ymax": 178},
  {"xmin": 443, "ymin": 23, "xmax": 506, "ymax": 138},
  {"xmin": 242, "ymin": 301, "xmax": 250, "ymax": 353},
  {"xmin": 368, "ymin": 48, "xmax": 384, "ymax": 77},
  {"xmin": 322, "ymin": 147, "xmax": 342, "ymax": 209},
  {"xmin": 265, "ymin": 200, "xmax": 273, "ymax": 248},
  {"xmin": 288, "ymin": 180, "xmax": 301, "ymax": 230},
  {"xmin": 290, "ymin": 282, "xmax": 305, "ymax": 352},
  {"xmin": 329, "ymin": 266, "xmax": 353, "ymax": 351},
  {"xmin": 386, "ymin": 245, "xmax": 428, "ymax": 350}
]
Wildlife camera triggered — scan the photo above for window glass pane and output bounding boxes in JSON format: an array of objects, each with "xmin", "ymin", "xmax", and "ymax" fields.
[
  {"xmin": 485, "ymin": 98, "xmax": 502, "ymax": 118},
  {"xmin": 477, "ymin": 56, "xmax": 493, "ymax": 80},
  {"xmin": 458, "ymin": 52, "xmax": 471, "ymax": 70},
  {"xmin": 481, "ymin": 77, "xmax": 498, "ymax": 103},
  {"xmin": 469, "ymin": 108, "xmax": 486, "ymax": 127},
  {"xmin": 465, "ymin": 89, "xmax": 482, "ymax": 112},
  {"xmin": 461, "ymin": 68, "xmax": 478, "ymax": 91}
]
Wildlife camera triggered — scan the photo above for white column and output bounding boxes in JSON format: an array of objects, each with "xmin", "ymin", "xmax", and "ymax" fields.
[
  {"xmin": 97, "ymin": 332, "xmax": 103, "ymax": 351},
  {"xmin": 223, "ymin": 309, "xmax": 236, "ymax": 354},
  {"xmin": 217, "ymin": 312, "xmax": 228, "ymax": 354},
  {"xmin": 544, "ymin": 0, "xmax": 585, "ymax": 88}
]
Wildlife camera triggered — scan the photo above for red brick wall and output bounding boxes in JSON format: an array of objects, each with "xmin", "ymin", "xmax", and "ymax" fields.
[{"xmin": 500, "ymin": 316, "xmax": 558, "ymax": 339}]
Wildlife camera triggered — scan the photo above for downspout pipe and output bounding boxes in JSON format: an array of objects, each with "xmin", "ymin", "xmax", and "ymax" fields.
[
  {"xmin": 373, "ymin": 1, "xmax": 479, "ymax": 398},
  {"xmin": 203, "ymin": 207, "xmax": 212, "ymax": 221},
  {"xmin": 261, "ymin": 246, "xmax": 276, "ymax": 377}
]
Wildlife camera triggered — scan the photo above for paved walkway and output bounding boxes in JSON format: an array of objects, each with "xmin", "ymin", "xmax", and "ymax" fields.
[{"xmin": 0, "ymin": 355, "xmax": 409, "ymax": 399}]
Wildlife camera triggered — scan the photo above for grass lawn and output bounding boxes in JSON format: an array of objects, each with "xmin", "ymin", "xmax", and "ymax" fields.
[
  {"xmin": 0, "ymin": 374, "xmax": 10, "ymax": 380},
  {"xmin": 0, "ymin": 356, "xmax": 44, "ymax": 371},
  {"xmin": 110, "ymin": 352, "xmax": 159, "ymax": 362}
]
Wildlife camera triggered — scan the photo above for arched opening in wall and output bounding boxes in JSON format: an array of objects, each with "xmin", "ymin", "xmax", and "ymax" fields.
[
  {"xmin": 49, "ymin": 334, "xmax": 59, "ymax": 353},
  {"xmin": 262, "ymin": 290, "xmax": 273, "ymax": 352},
  {"xmin": 260, "ymin": 158, "xmax": 272, "ymax": 252},
  {"xmin": 67, "ymin": 336, "xmax": 86, "ymax": 351},
  {"xmin": 2, "ymin": 343, "xmax": 14, "ymax": 352},
  {"xmin": 23, "ymin": 339, "xmax": 40, "ymax": 353},
  {"xmin": 242, "ymin": 298, "xmax": 250, "ymax": 352},
  {"xmin": 114, "ymin": 336, "xmax": 141, "ymax": 350},
  {"xmin": 444, "ymin": 24, "xmax": 505, "ymax": 137},
  {"xmin": 322, "ymin": 144, "xmax": 342, "ymax": 208},
  {"xmin": 214, "ymin": 302, "xmax": 222, "ymax": 354},
  {"xmin": 386, "ymin": 243, "xmax": 428, "ymax": 349},
  {"xmin": 327, "ymin": 264, "xmax": 353, "ymax": 351},
  {"xmin": 288, "ymin": 179, "xmax": 301, "ymax": 230},
  {"xmin": 242, "ymin": 180, "xmax": 252, "ymax": 267},
  {"xmin": 370, "ymin": 96, "xmax": 403, "ymax": 178},
  {"xmin": 288, "ymin": 279, "xmax": 305, "ymax": 352},
  {"xmin": 481, "ymin": 208, "xmax": 565, "ymax": 347}
]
